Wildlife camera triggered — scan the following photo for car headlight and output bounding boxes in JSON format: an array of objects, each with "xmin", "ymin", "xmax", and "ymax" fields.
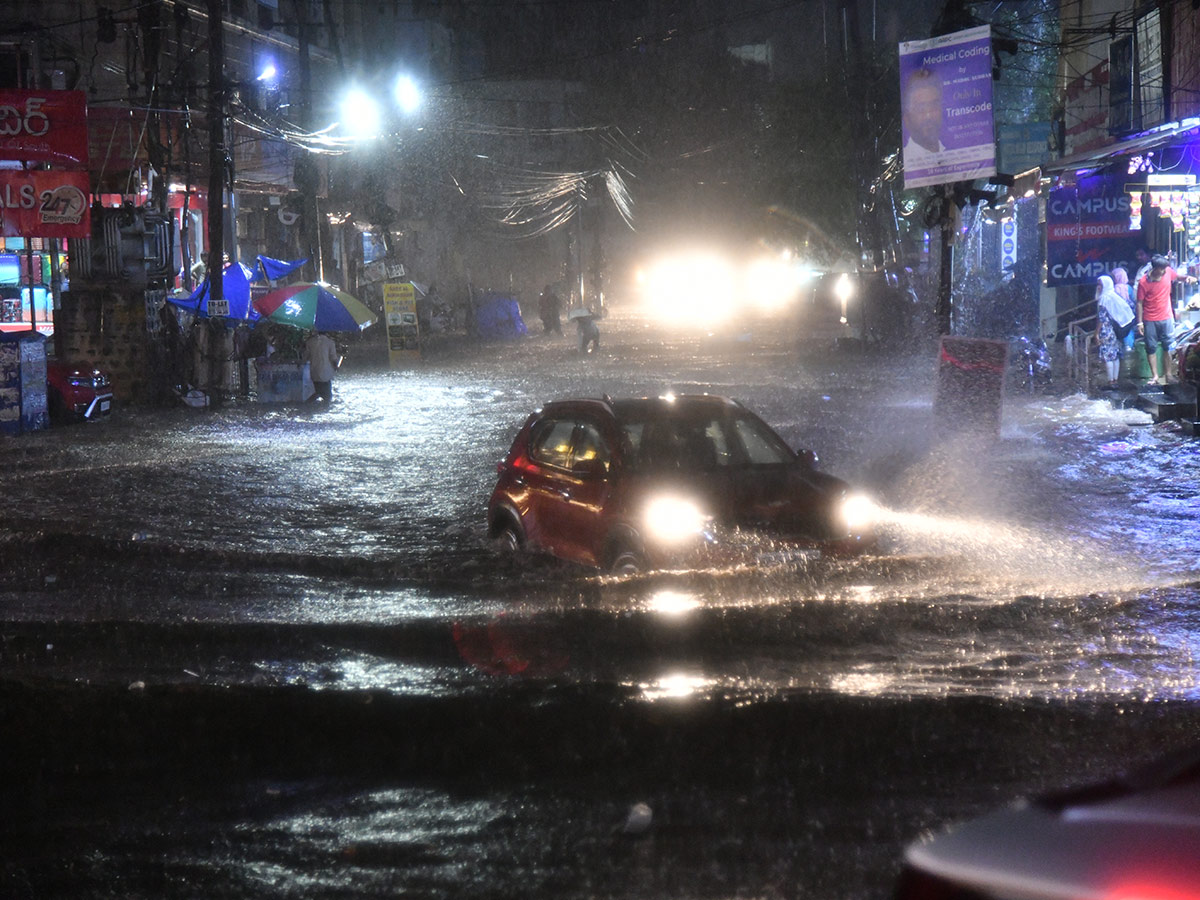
[
  {"xmin": 644, "ymin": 496, "xmax": 710, "ymax": 544},
  {"xmin": 838, "ymin": 493, "xmax": 877, "ymax": 533}
]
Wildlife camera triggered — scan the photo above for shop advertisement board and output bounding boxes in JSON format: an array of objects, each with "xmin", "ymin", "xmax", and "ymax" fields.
[
  {"xmin": 0, "ymin": 335, "xmax": 47, "ymax": 434},
  {"xmin": 899, "ymin": 25, "xmax": 997, "ymax": 189},
  {"xmin": 0, "ymin": 169, "xmax": 91, "ymax": 238},
  {"xmin": 256, "ymin": 361, "xmax": 314, "ymax": 403},
  {"xmin": 996, "ymin": 122, "xmax": 1050, "ymax": 176},
  {"xmin": 1046, "ymin": 174, "xmax": 1141, "ymax": 286},
  {"xmin": 383, "ymin": 281, "xmax": 420, "ymax": 366},
  {"xmin": 1000, "ymin": 217, "xmax": 1017, "ymax": 271},
  {"xmin": 0, "ymin": 90, "xmax": 89, "ymax": 167}
]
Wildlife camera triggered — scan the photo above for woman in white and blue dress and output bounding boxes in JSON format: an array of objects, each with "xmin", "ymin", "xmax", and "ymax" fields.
[{"xmin": 1096, "ymin": 274, "xmax": 1135, "ymax": 386}]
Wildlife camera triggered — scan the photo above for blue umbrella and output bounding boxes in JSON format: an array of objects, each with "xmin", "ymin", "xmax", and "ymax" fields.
[{"xmin": 167, "ymin": 262, "xmax": 258, "ymax": 320}]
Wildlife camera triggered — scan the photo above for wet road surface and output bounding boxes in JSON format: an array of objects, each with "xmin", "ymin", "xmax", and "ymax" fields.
[{"xmin": 4, "ymin": 308, "xmax": 1200, "ymax": 898}]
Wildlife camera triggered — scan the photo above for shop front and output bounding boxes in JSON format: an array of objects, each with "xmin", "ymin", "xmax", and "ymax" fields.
[{"xmin": 1040, "ymin": 120, "xmax": 1200, "ymax": 392}]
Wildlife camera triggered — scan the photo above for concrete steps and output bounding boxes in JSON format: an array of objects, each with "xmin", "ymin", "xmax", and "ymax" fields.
[{"xmin": 1133, "ymin": 383, "xmax": 1198, "ymax": 423}]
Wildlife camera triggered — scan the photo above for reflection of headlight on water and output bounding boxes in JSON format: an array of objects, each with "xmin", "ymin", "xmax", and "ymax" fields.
[
  {"xmin": 648, "ymin": 590, "xmax": 701, "ymax": 616},
  {"xmin": 838, "ymin": 493, "xmax": 877, "ymax": 532},
  {"xmin": 644, "ymin": 496, "xmax": 709, "ymax": 543}
]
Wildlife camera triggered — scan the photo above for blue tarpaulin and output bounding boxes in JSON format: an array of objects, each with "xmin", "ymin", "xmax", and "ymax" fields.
[
  {"xmin": 167, "ymin": 262, "xmax": 258, "ymax": 320},
  {"xmin": 256, "ymin": 255, "xmax": 307, "ymax": 283},
  {"xmin": 474, "ymin": 292, "xmax": 527, "ymax": 340}
]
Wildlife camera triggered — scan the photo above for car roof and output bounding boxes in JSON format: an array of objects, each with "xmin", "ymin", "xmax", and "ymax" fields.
[
  {"xmin": 538, "ymin": 395, "xmax": 748, "ymax": 419},
  {"xmin": 906, "ymin": 773, "xmax": 1200, "ymax": 900}
]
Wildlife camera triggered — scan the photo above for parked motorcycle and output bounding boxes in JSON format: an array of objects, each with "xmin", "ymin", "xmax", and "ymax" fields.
[{"xmin": 1011, "ymin": 334, "xmax": 1052, "ymax": 393}]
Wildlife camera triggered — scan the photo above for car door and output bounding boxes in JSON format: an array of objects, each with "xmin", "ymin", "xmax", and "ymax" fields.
[
  {"xmin": 726, "ymin": 412, "xmax": 821, "ymax": 536},
  {"xmin": 522, "ymin": 416, "xmax": 580, "ymax": 559},
  {"xmin": 558, "ymin": 419, "xmax": 615, "ymax": 566},
  {"xmin": 521, "ymin": 414, "xmax": 617, "ymax": 565}
]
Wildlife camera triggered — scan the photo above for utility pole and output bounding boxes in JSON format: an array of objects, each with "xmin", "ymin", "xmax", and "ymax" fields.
[
  {"xmin": 936, "ymin": 184, "xmax": 954, "ymax": 335},
  {"xmin": 294, "ymin": 0, "xmax": 321, "ymax": 283},
  {"xmin": 206, "ymin": 0, "xmax": 224, "ymax": 311}
]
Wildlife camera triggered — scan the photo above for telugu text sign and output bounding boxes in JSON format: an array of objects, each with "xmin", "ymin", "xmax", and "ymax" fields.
[
  {"xmin": 899, "ymin": 25, "xmax": 996, "ymax": 189},
  {"xmin": 0, "ymin": 90, "xmax": 89, "ymax": 167}
]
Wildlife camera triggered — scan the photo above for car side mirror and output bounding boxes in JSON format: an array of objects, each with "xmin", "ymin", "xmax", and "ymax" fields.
[
  {"xmin": 795, "ymin": 448, "xmax": 818, "ymax": 469},
  {"xmin": 572, "ymin": 458, "xmax": 608, "ymax": 479}
]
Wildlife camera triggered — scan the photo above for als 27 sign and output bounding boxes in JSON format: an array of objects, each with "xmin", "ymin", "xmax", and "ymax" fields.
[
  {"xmin": 0, "ymin": 170, "xmax": 91, "ymax": 238},
  {"xmin": 0, "ymin": 90, "xmax": 89, "ymax": 167}
]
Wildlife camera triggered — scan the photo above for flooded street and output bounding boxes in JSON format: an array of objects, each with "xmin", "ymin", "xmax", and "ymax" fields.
[{"xmin": 4, "ymin": 307, "xmax": 1200, "ymax": 899}]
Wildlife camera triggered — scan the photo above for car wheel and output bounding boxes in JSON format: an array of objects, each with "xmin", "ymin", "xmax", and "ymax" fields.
[
  {"xmin": 609, "ymin": 547, "xmax": 645, "ymax": 576},
  {"xmin": 492, "ymin": 521, "xmax": 523, "ymax": 554}
]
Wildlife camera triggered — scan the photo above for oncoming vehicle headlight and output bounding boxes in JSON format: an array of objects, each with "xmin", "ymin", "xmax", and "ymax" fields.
[
  {"xmin": 644, "ymin": 496, "xmax": 709, "ymax": 544},
  {"xmin": 838, "ymin": 493, "xmax": 877, "ymax": 533}
]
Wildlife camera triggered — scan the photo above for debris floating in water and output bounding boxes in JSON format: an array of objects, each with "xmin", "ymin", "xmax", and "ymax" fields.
[{"xmin": 623, "ymin": 802, "xmax": 653, "ymax": 835}]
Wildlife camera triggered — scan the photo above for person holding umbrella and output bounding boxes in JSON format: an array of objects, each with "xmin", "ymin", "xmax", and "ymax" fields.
[
  {"xmin": 303, "ymin": 330, "xmax": 342, "ymax": 404},
  {"xmin": 568, "ymin": 306, "xmax": 600, "ymax": 354}
]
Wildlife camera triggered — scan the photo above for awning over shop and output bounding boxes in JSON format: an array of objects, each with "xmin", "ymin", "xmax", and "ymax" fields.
[{"xmin": 1041, "ymin": 118, "xmax": 1200, "ymax": 176}]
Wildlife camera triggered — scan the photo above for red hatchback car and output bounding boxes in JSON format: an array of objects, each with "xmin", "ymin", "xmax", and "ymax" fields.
[
  {"xmin": 46, "ymin": 361, "xmax": 114, "ymax": 423},
  {"xmin": 487, "ymin": 394, "xmax": 876, "ymax": 573}
]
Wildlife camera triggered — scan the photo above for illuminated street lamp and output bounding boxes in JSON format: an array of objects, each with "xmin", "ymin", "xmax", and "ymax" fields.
[
  {"xmin": 835, "ymin": 272, "xmax": 854, "ymax": 325},
  {"xmin": 337, "ymin": 75, "xmax": 423, "ymax": 140},
  {"xmin": 339, "ymin": 87, "xmax": 382, "ymax": 139}
]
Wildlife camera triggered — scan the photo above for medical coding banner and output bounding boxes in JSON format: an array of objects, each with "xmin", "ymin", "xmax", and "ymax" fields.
[
  {"xmin": 1046, "ymin": 174, "xmax": 1140, "ymax": 287},
  {"xmin": 899, "ymin": 25, "xmax": 996, "ymax": 189}
]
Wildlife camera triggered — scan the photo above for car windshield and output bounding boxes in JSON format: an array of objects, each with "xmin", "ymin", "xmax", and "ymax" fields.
[{"xmin": 617, "ymin": 405, "xmax": 795, "ymax": 471}]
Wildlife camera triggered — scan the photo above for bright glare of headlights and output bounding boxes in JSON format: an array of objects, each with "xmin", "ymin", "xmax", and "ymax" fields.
[
  {"xmin": 640, "ymin": 253, "xmax": 735, "ymax": 325},
  {"xmin": 644, "ymin": 496, "xmax": 708, "ymax": 543},
  {"xmin": 745, "ymin": 256, "xmax": 805, "ymax": 312},
  {"xmin": 640, "ymin": 250, "xmax": 813, "ymax": 323},
  {"xmin": 839, "ymin": 493, "xmax": 877, "ymax": 532}
]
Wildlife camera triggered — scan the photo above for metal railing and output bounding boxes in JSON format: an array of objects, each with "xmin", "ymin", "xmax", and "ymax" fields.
[
  {"xmin": 1065, "ymin": 314, "xmax": 1097, "ymax": 388},
  {"xmin": 1041, "ymin": 299, "xmax": 1096, "ymax": 342}
]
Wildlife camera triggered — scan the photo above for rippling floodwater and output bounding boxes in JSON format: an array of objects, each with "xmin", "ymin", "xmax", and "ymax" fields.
[{"xmin": 4, "ymin": 308, "xmax": 1200, "ymax": 898}]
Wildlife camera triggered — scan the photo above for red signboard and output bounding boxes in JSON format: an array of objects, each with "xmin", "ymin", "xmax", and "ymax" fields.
[
  {"xmin": 0, "ymin": 90, "xmax": 89, "ymax": 167},
  {"xmin": 0, "ymin": 170, "xmax": 91, "ymax": 237}
]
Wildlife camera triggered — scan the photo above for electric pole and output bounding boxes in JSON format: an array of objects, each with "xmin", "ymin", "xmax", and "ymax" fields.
[{"xmin": 206, "ymin": 0, "xmax": 224, "ymax": 310}]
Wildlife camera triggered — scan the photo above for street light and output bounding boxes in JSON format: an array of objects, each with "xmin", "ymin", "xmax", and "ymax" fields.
[
  {"xmin": 339, "ymin": 87, "xmax": 382, "ymax": 139},
  {"xmin": 835, "ymin": 272, "xmax": 854, "ymax": 325},
  {"xmin": 337, "ymin": 75, "xmax": 423, "ymax": 140}
]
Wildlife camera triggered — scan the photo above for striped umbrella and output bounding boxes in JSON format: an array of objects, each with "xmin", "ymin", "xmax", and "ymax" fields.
[{"xmin": 252, "ymin": 283, "xmax": 378, "ymax": 332}]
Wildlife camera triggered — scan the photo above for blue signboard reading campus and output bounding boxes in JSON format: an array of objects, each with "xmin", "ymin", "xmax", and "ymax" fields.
[{"xmin": 1046, "ymin": 174, "xmax": 1141, "ymax": 286}]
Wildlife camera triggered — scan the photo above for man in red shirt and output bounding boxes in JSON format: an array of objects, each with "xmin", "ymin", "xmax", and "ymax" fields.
[{"xmin": 1136, "ymin": 255, "xmax": 1181, "ymax": 384}]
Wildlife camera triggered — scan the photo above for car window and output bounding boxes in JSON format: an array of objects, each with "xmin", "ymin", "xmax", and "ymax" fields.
[
  {"xmin": 732, "ymin": 415, "xmax": 794, "ymax": 465},
  {"xmin": 621, "ymin": 422, "xmax": 644, "ymax": 460},
  {"xmin": 529, "ymin": 419, "xmax": 576, "ymax": 469},
  {"xmin": 623, "ymin": 416, "xmax": 730, "ymax": 471},
  {"xmin": 677, "ymin": 420, "xmax": 728, "ymax": 470},
  {"xmin": 570, "ymin": 422, "xmax": 611, "ymax": 471}
]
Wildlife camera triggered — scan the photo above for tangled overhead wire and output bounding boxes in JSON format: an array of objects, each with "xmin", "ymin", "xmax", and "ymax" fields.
[{"xmin": 476, "ymin": 159, "xmax": 636, "ymax": 239}]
